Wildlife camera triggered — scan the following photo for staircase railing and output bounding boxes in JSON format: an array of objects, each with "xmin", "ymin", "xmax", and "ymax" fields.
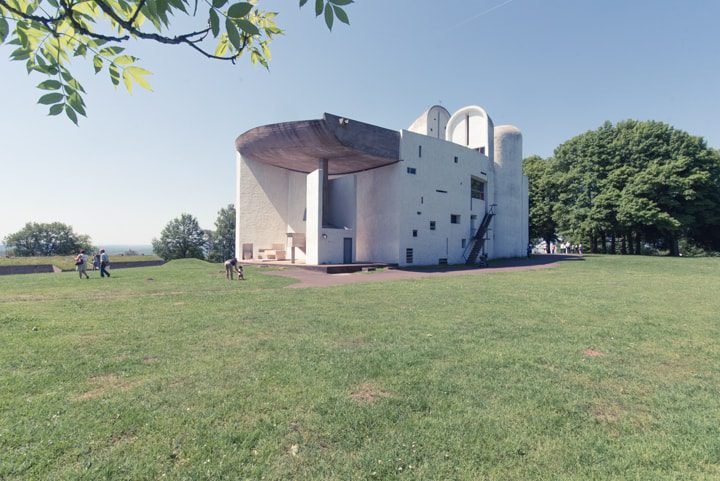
[{"xmin": 463, "ymin": 204, "xmax": 496, "ymax": 265}]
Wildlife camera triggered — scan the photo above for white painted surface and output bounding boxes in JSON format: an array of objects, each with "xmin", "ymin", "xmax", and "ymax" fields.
[
  {"xmin": 236, "ymin": 154, "xmax": 289, "ymax": 260},
  {"xmin": 408, "ymin": 105, "xmax": 451, "ymax": 139},
  {"xmin": 492, "ymin": 125, "xmax": 526, "ymax": 259},
  {"xmin": 446, "ymin": 105, "xmax": 494, "ymax": 154},
  {"xmin": 397, "ymin": 130, "xmax": 493, "ymax": 266},
  {"xmin": 305, "ymin": 167, "xmax": 322, "ymax": 265},
  {"xmin": 355, "ymin": 163, "xmax": 401, "ymax": 263}
]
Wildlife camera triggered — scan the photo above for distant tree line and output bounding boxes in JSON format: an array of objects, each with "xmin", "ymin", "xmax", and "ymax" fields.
[
  {"xmin": 152, "ymin": 205, "xmax": 236, "ymax": 261},
  {"xmin": 3, "ymin": 222, "xmax": 94, "ymax": 256},
  {"xmin": 524, "ymin": 120, "xmax": 720, "ymax": 256}
]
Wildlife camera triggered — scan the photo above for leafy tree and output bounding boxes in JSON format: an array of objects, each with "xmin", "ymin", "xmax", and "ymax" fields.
[
  {"xmin": 523, "ymin": 155, "xmax": 557, "ymax": 252},
  {"xmin": 206, "ymin": 204, "xmax": 235, "ymax": 262},
  {"xmin": 4, "ymin": 221, "xmax": 94, "ymax": 256},
  {"xmin": 550, "ymin": 120, "xmax": 720, "ymax": 255},
  {"xmin": 152, "ymin": 213, "xmax": 206, "ymax": 260},
  {"xmin": 0, "ymin": 0, "xmax": 353, "ymax": 123}
]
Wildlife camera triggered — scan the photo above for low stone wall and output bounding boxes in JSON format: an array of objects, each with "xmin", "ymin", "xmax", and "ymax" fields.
[
  {"xmin": 0, "ymin": 265, "xmax": 60, "ymax": 276},
  {"xmin": 107, "ymin": 260, "xmax": 165, "ymax": 269}
]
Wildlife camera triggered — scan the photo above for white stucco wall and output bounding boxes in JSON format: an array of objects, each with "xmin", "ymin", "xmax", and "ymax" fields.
[
  {"xmin": 355, "ymin": 163, "xmax": 401, "ymax": 264},
  {"xmin": 407, "ymin": 105, "xmax": 451, "ymax": 139},
  {"xmin": 397, "ymin": 130, "xmax": 495, "ymax": 267},
  {"xmin": 492, "ymin": 125, "xmax": 527, "ymax": 259},
  {"xmin": 236, "ymin": 154, "xmax": 289, "ymax": 259},
  {"xmin": 327, "ymin": 175, "xmax": 357, "ymax": 229}
]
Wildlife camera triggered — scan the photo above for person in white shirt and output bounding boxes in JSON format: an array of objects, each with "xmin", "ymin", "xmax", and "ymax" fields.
[
  {"xmin": 75, "ymin": 249, "xmax": 90, "ymax": 279},
  {"xmin": 99, "ymin": 249, "xmax": 111, "ymax": 278}
]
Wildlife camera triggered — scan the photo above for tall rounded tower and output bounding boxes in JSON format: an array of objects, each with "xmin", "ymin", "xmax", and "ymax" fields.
[{"xmin": 492, "ymin": 125, "xmax": 528, "ymax": 258}]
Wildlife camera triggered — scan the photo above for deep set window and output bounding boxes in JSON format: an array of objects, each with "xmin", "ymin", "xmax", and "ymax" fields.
[
  {"xmin": 412, "ymin": 230, "xmax": 418, "ymax": 237},
  {"xmin": 406, "ymin": 248, "xmax": 414, "ymax": 264},
  {"xmin": 430, "ymin": 221, "xmax": 436, "ymax": 231},
  {"xmin": 471, "ymin": 177, "xmax": 485, "ymax": 200},
  {"xmin": 450, "ymin": 214, "xmax": 460, "ymax": 224},
  {"xmin": 407, "ymin": 167, "xmax": 417, "ymax": 175}
]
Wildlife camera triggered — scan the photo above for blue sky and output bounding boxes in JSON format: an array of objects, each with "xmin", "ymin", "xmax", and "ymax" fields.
[{"xmin": 1, "ymin": 0, "xmax": 718, "ymax": 245}]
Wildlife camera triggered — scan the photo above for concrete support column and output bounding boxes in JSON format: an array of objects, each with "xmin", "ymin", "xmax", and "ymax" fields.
[
  {"xmin": 319, "ymin": 158, "xmax": 329, "ymax": 227},
  {"xmin": 306, "ymin": 160, "xmax": 325, "ymax": 265}
]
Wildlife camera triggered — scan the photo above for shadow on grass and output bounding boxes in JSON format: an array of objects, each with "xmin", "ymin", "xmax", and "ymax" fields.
[{"xmin": 393, "ymin": 254, "xmax": 584, "ymax": 273}]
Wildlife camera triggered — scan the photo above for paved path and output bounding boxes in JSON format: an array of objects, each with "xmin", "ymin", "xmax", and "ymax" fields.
[{"xmin": 261, "ymin": 255, "xmax": 583, "ymax": 289}]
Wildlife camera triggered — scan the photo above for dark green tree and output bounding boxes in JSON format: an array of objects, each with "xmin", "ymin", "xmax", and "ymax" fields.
[
  {"xmin": 550, "ymin": 120, "xmax": 720, "ymax": 255},
  {"xmin": 4, "ymin": 221, "xmax": 93, "ymax": 256},
  {"xmin": 523, "ymin": 155, "xmax": 558, "ymax": 252},
  {"xmin": 207, "ymin": 204, "xmax": 236, "ymax": 263},
  {"xmin": 152, "ymin": 213, "xmax": 206, "ymax": 260}
]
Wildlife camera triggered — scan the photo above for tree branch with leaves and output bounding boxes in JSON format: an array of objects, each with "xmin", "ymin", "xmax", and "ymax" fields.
[{"xmin": 0, "ymin": 0, "xmax": 353, "ymax": 123}]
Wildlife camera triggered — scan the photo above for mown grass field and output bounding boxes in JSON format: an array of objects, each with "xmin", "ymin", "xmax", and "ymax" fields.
[
  {"xmin": 1, "ymin": 256, "xmax": 719, "ymax": 480},
  {"xmin": 0, "ymin": 255, "xmax": 162, "ymax": 272}
]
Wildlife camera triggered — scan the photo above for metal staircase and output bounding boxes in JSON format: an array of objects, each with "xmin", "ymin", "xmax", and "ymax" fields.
[{"xmin": 464, "ymin": 205, "xmax": 496, "ymax": 266}]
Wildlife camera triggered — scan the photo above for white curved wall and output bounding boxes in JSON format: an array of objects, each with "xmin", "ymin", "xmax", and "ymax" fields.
[
  {"xmin": 446, "ymin": 105, "xmax": 494, "ymax": 154},
  {"xmin": 492, "ymin": 125, "xmax": 528, "ymax": 258},
  {"xmin": 408, "ymin": 105, "xmax": 451, "ymax": 139}
]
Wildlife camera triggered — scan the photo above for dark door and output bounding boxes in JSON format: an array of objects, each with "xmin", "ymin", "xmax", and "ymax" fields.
[{"xmin": 343, "ymin": 238, "xmax": 352, "ymax": 264}]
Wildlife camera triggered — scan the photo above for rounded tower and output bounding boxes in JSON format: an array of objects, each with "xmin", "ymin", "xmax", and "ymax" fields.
[{"xmin": 492, "ymin": 125, "xmax": 528, "ymax": 258}]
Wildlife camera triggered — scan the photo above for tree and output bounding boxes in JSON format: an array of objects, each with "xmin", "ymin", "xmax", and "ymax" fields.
[
  {"xmin": 206, "ymin": 204, "xmax": 235, "ymax": 262},
  {"xmin": 152, "ymin": 213, "xmax": 206, "ymax": 260},
  {"xmin": 4, "ymin": 221, "xmax": 94, "ymax": 256},
  {"xmin": 523, "ymin": 155, "xmax": 558, "ymax": 252},
  {"xmin": 549, "ymin": 120, "xmax": 720, "ymax": 255},
  {"xmin": 0, "ymin": 0, "xmax": 353, "ymax": 123}
]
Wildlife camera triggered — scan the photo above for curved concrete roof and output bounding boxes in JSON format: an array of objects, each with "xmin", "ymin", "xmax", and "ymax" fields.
[{"xmin": 235, "ymin": 113, "xmax": 400, "ymax": 175}]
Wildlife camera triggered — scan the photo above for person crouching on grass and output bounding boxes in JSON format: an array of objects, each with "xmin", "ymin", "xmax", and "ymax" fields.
[
  {"xmin": 224, "ymin": 258, "xmax": 245, "ymax": 280},
  {"xmin": 75, "ymin": 249, "xmax": 90, "ymax": 279}
]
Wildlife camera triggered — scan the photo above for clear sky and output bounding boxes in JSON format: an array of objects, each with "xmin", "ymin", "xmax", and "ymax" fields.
[{"xmin": 1, "ymin": 0, "xmax": 718, "ymax": 245}]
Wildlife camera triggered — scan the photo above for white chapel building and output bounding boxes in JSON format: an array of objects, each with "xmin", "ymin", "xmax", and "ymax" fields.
[{"xmin": 234, "ymin": 105, "xmax": 528, "ymax": 267}]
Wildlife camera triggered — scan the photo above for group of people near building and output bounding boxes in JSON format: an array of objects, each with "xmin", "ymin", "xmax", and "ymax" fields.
[
  {"xmin": 551, "ymin": 242, "xmax": 583, "ymax": 255},
  {"xmin": 74, "ymin": 249, "xmax": 111, "ymax": 279}
]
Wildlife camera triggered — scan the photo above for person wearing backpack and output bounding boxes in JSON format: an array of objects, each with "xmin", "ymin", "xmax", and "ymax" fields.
[
  {"xmin": 75, "ymin": 249, "xmax": 90, "ymax": 279},
  {"xmin": 99, "ymin": 249, "xmax": 111, "ymax": 278}
]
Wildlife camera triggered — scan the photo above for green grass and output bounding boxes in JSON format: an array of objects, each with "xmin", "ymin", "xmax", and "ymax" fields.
[
  {"xmin": 1, "ymin": 256, "xmax": 719, "ymax": 480},
  {"xmin": 0, "ymin": 255, "xmax": 162, "ymax": 271}
]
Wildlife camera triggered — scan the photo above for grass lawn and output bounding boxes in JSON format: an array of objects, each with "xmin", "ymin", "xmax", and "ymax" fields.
[
  {"xmin": 1, "ymin": 256, "xmax": 719, "ymax": 480},
  {"xmin": 0, "ymin": 255, "xmax": 162, "ymax": 272}
]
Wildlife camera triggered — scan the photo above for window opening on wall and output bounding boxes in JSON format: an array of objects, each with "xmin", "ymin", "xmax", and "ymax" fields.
[
  {"xmin": 430, "ymin": 221, "xmax": 436, "ymax": 231},
  {"xmin": 471, "ymin": 176, "xmax": 485, "ymax": 200},
  {"xmin": 420, "ymin": 196, "xmax": 423, "ymax": 204},
  {"xmin": 462, "ymin": 238, "xmax": 467, "ymax": 248},
  {"xmin": 417, "ymin": 211, "xmax": 422, "ymax": 215},
  {"xmin": 450, "ymin": 214, "xmax": 460, "ymax": 224},
  {"xmin": 407, "ymin": 167, "xmax": 416, "ymax": 175},
  {"xmin": 438, "ymin": 258, "xmax": 448, "ymax": 265},
  {"xmin": 478, "ymin": 147, "xmax": 485, "ymax": 155},
  {"xmin": 418, "ymin": 145, "xmax": 422, "ymax": 157},
  {"xmin": 436, "ymin": 189, "xmax": 448, "ymax": 194},
  {"xmin": 412, "ymin": 230, "xmax": 418, "ymax": 237},
  {"xmin": 406, "ymin": 248, "xmax": 414, "ymax": 264},
  {"xmin": 454, "ymin": 156, "xmax": 458, "ymax": 163},
  {"xmin": 302, "ymin": 208, "xmax": 307, "ymax": 221}
]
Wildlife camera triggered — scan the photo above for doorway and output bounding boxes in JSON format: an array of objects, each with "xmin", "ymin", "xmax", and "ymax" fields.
[{"xmin": 343, "ymin": 238, "xmax": 353, "ymax": 264}]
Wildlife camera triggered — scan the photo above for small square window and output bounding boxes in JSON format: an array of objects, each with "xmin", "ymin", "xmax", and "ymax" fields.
[
  {"xmin": 407, "ymin": 167, "xmax": 416, "ymax": 175},
  {"xmin": 438, "ymin": 258, "xmax": 448, "ymax": 265},
  {"xmin": 430, "ymin": 221, "xmax": 436, "ymax": 231},
  {"xmin": 417, "ymin": 211, "xmax": 422, "ymax": 215},
  {"xmin": 412, "ymin": 230, "xmax": 418, "ymax": 237},
  {"xmin": 406, "ymin": 248, "xmax": 414, "ymax": 264},
  {"xmin": 450, "ymin": 214, "xmax": 460, "ymax": 224}
]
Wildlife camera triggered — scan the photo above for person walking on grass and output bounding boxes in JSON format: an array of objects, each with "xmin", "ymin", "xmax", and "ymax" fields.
[
  {"xmin": 99, "ymin": 249, "xmax": 111, "ymax": 278},
  {"xmin": 92, "ymin": 252, "xmax": 100, "ymax": 271},
  {"xmin": 75, "ymin": 249, "xmax": 90, "ymax": 279},
  {"xmin": 224, "ymin": 257, "xmax": 245, "ymax": 280}
]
